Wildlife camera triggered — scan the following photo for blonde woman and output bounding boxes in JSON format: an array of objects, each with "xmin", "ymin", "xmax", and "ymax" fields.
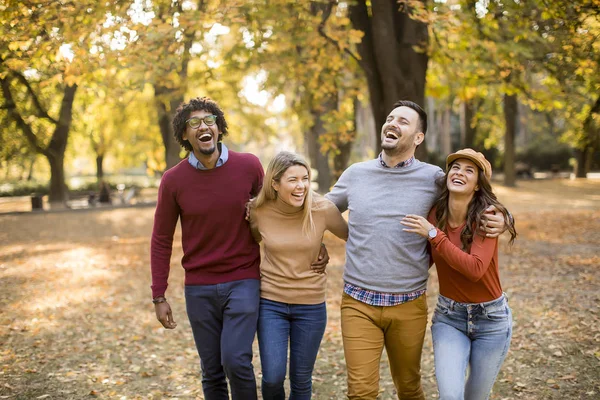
[{"xmin": 249, "ymin": 151, "xmax": 348, "ymax": 400}]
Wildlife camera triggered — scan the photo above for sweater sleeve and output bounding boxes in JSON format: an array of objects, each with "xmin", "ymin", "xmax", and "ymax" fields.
[
  {"xmin": 248, "ymin": 207, "xmax": 262, "ymax": 243},
  {"xmin": 325, "ymin": 167, "xmax": 351, "ymax": 212},
  {"xmin": 150, "ymin": 175, "xmax": 180, "ymax": 298},
  {"xmin": 251, "ymin": 156, "xmax": 264, "ymax": 197},
  {"xmin": 324, "ymin": 199, "xmax": 348, "ymax": 241},
  {"xmin": 429, "ymin": 228, "xmax": 497, "ymax": 283}
]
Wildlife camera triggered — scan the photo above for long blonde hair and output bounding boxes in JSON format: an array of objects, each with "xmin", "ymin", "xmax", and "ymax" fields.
[{"xmin": 253, "ymin": 151, "xmax": 315, "ymax": 236}]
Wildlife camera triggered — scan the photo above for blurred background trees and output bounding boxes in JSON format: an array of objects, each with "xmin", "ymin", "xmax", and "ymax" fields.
[{"xmin": 1, "ymin": 0, "xmax": 599, "ymax": 203}]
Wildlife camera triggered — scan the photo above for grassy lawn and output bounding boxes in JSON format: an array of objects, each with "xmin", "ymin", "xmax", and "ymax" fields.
[{"xmin": 1, "ymin": 179, "xmax": 599, "ymax": 399}]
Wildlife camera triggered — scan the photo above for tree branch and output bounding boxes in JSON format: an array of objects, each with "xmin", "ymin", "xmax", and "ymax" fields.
[
  {"xmin": 11, "ymin": 71, "xmax": 59, "ymax": 125},
  {"xmin": 316, "ymin": 0, "xmax": 361, "ymax": 64},
  {"xmin": 0, "ymin": 76, "xmax": 47, "ymax": 155}
]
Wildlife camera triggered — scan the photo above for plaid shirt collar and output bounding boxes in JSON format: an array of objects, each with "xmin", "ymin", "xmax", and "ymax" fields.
[{"xmin": 378, "ymin": 153, "xmax": 415, "ymax": 169}]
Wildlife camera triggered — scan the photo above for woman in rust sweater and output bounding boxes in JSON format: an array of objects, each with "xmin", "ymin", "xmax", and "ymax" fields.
[
  {"xmin": 401, "ymin": 149, "xmax": 517, "ymax": 400},
  {"xmin": 249, "ymin": 151, "xmax": 348, "ymax": 400}
]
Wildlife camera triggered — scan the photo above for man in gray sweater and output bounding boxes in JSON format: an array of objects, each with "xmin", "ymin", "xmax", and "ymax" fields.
[{"xmin": 326, "ymin": 100, "xmax": 505, "ymax": 400}]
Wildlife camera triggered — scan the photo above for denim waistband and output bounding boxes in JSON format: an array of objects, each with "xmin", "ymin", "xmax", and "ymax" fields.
[{"xmin": 438, "ymin": 293, "xmax": 508, "ymax": 313}]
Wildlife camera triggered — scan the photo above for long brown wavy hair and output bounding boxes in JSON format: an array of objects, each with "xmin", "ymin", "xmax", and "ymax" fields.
[{"xmin": 434, "ymin": 161, "xmax": 517, "ymax": 250}]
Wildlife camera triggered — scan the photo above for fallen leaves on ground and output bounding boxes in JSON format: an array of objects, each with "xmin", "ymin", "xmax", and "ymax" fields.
[{"xmin": 1, "ymin": 180, "xmax": 599, "ymax": 399}]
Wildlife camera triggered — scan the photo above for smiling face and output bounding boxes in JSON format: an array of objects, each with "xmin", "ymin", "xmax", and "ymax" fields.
[
  {"xmin": 380, "ymin": 106, "xmax": 424, "ymax": 156},
  {"xmin": 272, "ymin": 165, "xmax": 310, "ymax": 208},
  {"xmin": 447, "ymin": 158, "xmax": 480, "ymax": 196},
  {"xmin": 182, "ymin": 109, "xmax": 221, "ymax": 157}
]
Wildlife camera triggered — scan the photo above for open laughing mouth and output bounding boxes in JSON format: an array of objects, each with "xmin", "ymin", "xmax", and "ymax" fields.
[
  {"xmin": 451, "ymin": 178, "xmax": 465, "ymax": 186},
  {"xmin": 384, "ymin": 130, "xmax": 399, "ymax": 140},
  {"xmin": 198, "ymin": 133, "xmax": 212, "ymax": 143}
]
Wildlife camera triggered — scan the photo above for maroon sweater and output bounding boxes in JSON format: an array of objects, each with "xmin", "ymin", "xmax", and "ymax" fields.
[{"xmin": 150, "ymin": 151, "xmax": 264, "ymax": 298}]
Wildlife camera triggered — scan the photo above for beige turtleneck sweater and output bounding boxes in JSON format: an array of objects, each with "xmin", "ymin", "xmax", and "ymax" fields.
[{"xmin": 249, "ymin": 194, "xmax": 348, "ymax": 304}]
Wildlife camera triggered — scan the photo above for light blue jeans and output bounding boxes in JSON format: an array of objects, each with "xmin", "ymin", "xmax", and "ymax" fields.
[{"xmin": 431, "ymin": 293, "xmax": 512, "ymax": 400}]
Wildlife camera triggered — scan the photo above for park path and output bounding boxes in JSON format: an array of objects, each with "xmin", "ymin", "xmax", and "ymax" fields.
[{"xmin": 0, "ymin": 179, "xmax": 598, "ymax": 399}]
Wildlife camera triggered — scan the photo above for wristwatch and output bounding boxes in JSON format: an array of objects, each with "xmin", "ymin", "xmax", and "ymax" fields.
[
  {"xmin": 428, "ymin": 226, "xmax": 437, "ymax": 240},
  {"xmin": 152, "ymin": 296, "xmax": 167, "ymax": 304}
]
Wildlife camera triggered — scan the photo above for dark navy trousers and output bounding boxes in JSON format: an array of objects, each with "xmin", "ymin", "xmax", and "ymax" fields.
[{"xmin": 185, "ymin": 279, "xmax": 260, "ymax": 400}]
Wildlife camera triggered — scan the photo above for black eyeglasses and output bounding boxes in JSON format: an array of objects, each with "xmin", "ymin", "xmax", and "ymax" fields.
[{"xmin": 186, "ymin": 115, "xmax": 217, "ymax": 128}]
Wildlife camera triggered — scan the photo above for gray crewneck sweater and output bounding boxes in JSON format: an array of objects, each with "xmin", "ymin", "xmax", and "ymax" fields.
[{"xmin": 326, "ymin": 158, "xmax": 444, "ymax": 293}]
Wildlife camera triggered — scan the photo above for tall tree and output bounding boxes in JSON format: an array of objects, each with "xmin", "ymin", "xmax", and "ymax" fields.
[
  {"xmin": 503, "ymin": 93, "xmax": 518, "ymax": 186},
  {"xmin": 229, "ymin": 1, "xmax": 363, "ymax": 190},
  {"xmin": 349, "ymin": 0, "xmax": 429, "ymax": 157},
  {"xmin": 1, "ymin": 1, "xmax": 124, "ymax": 202},
  {"xmin": 120, "ymin": 0, "xmax": 254, "ymax": 170}
]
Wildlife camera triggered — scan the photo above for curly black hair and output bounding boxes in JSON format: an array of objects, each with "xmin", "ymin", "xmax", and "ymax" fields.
[{"xmin": 172, "ymin": 97, "xmax": 229, "ymax": 152}]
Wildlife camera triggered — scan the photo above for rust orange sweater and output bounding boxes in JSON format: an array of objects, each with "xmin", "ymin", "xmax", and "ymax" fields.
[{"xmin": 428, "ymin": 209, "xmax": 502, "ymax": 303}]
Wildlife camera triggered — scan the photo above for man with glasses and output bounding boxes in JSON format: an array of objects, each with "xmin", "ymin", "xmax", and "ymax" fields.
[{"xmin": 149, "ymin": 97, "xmax": 264, "ymax": 399}]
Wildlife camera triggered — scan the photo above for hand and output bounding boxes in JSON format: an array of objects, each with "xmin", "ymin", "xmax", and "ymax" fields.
[
  {"xmin": 481, "ymin": 205, "xmax": 506, "ymax": 238},
  {"xmin": 401, "ymin": 214, "xmax": 433, "ymax": 238},
  {"xmin": 311, "ymin": 243, "xmax": 329, "ymax": 274},
  {"xmin": 244, "ymin": 198, "xmax": 255, "ymax": 222},
  {"xmin": 155, "ymin": 301, "xmax": 177, "ymax": 329}
]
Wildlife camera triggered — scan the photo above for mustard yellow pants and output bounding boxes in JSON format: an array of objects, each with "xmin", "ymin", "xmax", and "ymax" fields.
[{"xmin": 341, "ymin": 293, "xmax": 428, "ymax": 400}]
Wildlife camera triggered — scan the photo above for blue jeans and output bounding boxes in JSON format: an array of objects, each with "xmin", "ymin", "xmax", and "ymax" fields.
[
  {"xmin": 185, "ymin": 279, "xmax": 260, "ymax": 400},
  {"xmin": 431, "ymin": 294, "xmax": 512, "ymax": 400},
  {"xmin": 257, "ymin": 298, "xmax": 327, "ymax": 400}
]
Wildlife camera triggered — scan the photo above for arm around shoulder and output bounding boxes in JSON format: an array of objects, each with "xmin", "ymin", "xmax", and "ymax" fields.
[
  {"xmin": 324, "ymin": 198, "xmax": 348, "ymax": 241},
  {"xmin": 325, "ymin": 167, "xmax": 351, "ymax": 213},
  {"xmin": 248, "ymin": 206, "xmax": 263, "ymax": 243}
]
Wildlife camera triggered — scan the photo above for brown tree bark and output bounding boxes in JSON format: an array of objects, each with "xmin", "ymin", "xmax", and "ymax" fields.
[
  {"xmin": 461, "ymin": 100, "xmax": 478, "ymax": 148},
  {"xmin": 153, "ymin": 87, "xmax": 184, "ymax": 170},
  {"xmin": 349, "ymin": 0, "xmax": 429, "ymax": 159},
  {"xmin": 306, "ymin": 96, "xmax": 336, "ymax": 193},
  {"xmin": 576, "ymin": 96, "xmax": 600, "ymax": 178},
  {"xmin": 440, "ymin": 106, "xmax": 452, "ymax": 156},
  {"xmin": 575, "ymin": 146, "xmax": 591, "ymax": 178},
  {"xmin": 152, "ymin": 3, "xmax": 195, "ymax": 171},
  {"xmin": 503, "ymin": 93, "xmax": 518, "ymax": 187},
  {"xmin": 96, "ymin": 155, "xmax": 104, "ymax": 180}
]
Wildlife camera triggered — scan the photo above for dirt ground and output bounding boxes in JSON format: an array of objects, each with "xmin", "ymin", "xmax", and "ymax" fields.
[{"xmin": 1, "ymin": 179, "xmax": 599, "ymax": 399}]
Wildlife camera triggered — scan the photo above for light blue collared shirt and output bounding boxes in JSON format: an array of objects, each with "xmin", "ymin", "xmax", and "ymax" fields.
[{"xmin": 188, "ymin": 143, "xmax": 229, "ymax": 170}]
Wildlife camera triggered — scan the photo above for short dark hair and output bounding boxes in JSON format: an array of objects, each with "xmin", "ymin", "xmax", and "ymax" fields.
[
  {"xmin": 391, "ymin": 100, "xmax": 427, "ymax": 135},
  {"xmin": 172, "ymin": 97, "xmax": 228, "ymax": 152}
]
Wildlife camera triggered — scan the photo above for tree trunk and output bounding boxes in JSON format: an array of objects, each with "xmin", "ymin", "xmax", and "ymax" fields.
[
  {"xmin": 503, "ymin": 94, "xmax": 518, "ymax": 187},
  {"xmin": 96, "ymin": 154, "xmax": 104, "ymax": 180},
  {"xmin": 461, "ymin": 100, "xmax": 477, "ymax": 148},
  {"xmin": 577, "ymin": 96, "xmax": 600, "ymax": 178},
  {"xmin": 150, "ymin": 15, "xmax": 194, "ymax": 172},
  {"xmin": 333, "ymin": 140, "xmax": 353, "ymax": 182},
  {"xmin": 46, "ymin": 153, "xmax": 68, "ymax": 203},
  {"xmin": 307, "ymin": 102, "xmax": 334, "ymax": 193},
  {"xmin": 26, "ymin": 157, "xmax": 35, "ymax": 181},
  {"xmin": 332, "ymin": 98, "xmax": 358, "ymax": 180},
  {"xmin": 349, "ymin": 0, "xmax": 429, "ymax": 159},
  {"xmin": 440, "ymin": 106, "xmax": 452, "ymax": 156},
  {"xmin": 154, "ymin": 87, "xmax": 184, "ymax": 171},
  {"xmin": 46, "ymin": 84, "xmax": 77, "ymax": 203},
  {"xmin": 1, "ymin": 77, "xmax": 76, "ymax": 203},
  {"xmin": 575, "ymin": 146, "xmax": 591, "ymax": 178}
]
